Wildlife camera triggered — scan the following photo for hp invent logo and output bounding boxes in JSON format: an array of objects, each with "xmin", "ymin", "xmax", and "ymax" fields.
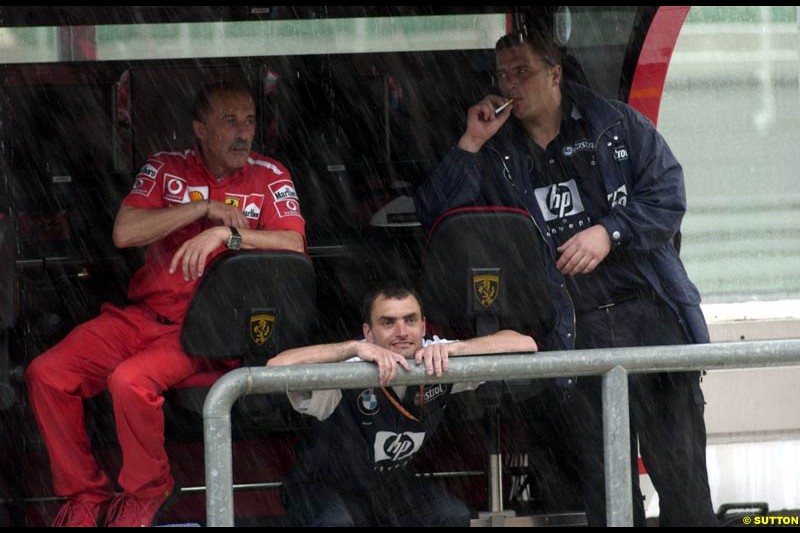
[{"xmin": 547, "ymin": 184, "xmax": 573, "ymax": 219}]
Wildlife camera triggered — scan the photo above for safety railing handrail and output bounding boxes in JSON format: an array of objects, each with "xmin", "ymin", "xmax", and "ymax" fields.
[{"xmin": 203, "ymin": 338, "xmax": 800, "ymax": 527}]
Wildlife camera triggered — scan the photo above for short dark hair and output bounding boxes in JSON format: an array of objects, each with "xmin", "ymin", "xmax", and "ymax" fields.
[
  {"xmin": 495, "ymin": 30, "xmax": 561, "ymax": 67},
  {"xmin": 361, "ymin": 282, "xmax": 424, "ymax": 325},
  {"xmin": 191, "ymin": 82, "xmax": 252, "ymax": 123}
]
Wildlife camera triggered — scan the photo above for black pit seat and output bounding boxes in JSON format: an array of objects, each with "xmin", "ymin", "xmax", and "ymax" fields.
[
  {"xmin": 418, "ymin": 206, "xmax": 554, "ymax": 520},
  {"xmin": 420, "ymin": 206, "xmax": 552, "ymax": 343},
  {"xmin": 168, "ymin": 250, "xmax": 317, "ymax": 430}
]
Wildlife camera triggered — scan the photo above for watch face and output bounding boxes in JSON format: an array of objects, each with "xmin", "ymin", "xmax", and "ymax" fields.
[{"xmin": 227, "ymin": 231, "xmax": 242, "ymax": 250}]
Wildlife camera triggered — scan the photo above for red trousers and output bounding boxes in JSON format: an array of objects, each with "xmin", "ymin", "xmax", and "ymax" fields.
[{"xmin": 25, "ymin": 303, "xmax": 236, "ymax": 501}]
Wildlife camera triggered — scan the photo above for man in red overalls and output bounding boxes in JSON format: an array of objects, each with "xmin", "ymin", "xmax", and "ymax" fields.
[{"xmin": 25, "ymin": 82, "xmax": 306, "ymax": 527}]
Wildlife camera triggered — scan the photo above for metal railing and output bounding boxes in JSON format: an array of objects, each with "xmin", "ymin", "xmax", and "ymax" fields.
[{"xmin": 203, "ymin": 339, "xmax": 800, "ymax": 527}]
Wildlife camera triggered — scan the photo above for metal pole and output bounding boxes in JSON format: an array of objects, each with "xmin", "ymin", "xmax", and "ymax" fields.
[
  {"xmin": 204, "ymin": 368, "xmax": 253, "ymax": 528},
  {"xmin": 488, "ymin": 410, "xmax": 503, "ymax": 514},
  {"xmin": 603, "ymin": 366, "xmax": 632, "ymax": 526},
  {"xmin": 204, "ymin": 412, "xmax": 233, "ymax": 527}
]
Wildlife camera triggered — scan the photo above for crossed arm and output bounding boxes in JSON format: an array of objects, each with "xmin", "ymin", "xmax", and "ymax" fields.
[
  {"xmin": 268, "ymin": 330, "xmax": 537, "ymax": 386},
  {"xmin": 113, "ymin": 202, "xmax": 304, "ymax": 280}
]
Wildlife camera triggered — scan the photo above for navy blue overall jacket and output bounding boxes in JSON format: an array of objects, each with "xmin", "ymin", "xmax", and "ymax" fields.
[{"xmin": 416, "ymin": 81, "xmax": 708, "ymax": 351}]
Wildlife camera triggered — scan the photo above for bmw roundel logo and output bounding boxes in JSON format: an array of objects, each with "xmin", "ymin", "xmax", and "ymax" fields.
[{"xmin": 357, "ymin": 389, "xmax": 379, "ymax": 416}]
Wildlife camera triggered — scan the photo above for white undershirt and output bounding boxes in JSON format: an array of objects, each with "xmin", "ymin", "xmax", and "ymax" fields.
[{"xmin": 287, "ymin": 336, "xmax": 480, "ymax": 420}]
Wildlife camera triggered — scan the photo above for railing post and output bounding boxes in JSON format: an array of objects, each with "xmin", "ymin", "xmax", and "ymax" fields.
[
  {"xmin": 204, "ymin": 368, "xmax": 253, "ymax": 527},
  {"xmin": 603, "ymin": 365, "xmax": 633, "ymax": 526},
  {"xmin": 204, "ymin": 412, "xmax": 235, "ymax": 527}
]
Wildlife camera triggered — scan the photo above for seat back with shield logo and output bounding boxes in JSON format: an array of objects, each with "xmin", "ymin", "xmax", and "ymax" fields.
[
  {"xmin": 169, "ymin": 251, "xmax": 317, "ymax": 430},
  {"xmin": 419, "ymin": 207, "xmax": 553, "ymax": 341},
  {"xmin": 180, "ymin": 250, "xmax": 316, "ymax": 367}
]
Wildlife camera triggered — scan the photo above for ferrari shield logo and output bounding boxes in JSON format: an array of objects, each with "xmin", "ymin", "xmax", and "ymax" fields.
[
  {"xmin": 473, "ymin": 274, "xmax": 499, "ymax": 308},
  {"xmin": 249, "ymin": 313, "xmax": 275, "ymax": 347}
]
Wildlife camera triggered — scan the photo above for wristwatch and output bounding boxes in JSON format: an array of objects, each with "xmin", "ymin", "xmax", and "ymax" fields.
[{"xmin": 226, "ymin": 226, "xmax": 242, "ymax": 251}]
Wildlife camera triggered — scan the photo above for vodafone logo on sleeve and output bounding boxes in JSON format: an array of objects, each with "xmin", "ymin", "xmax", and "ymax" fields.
[{"xmin": 163, "ymin": 174, "xmax": 187, "ymax": 203}]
